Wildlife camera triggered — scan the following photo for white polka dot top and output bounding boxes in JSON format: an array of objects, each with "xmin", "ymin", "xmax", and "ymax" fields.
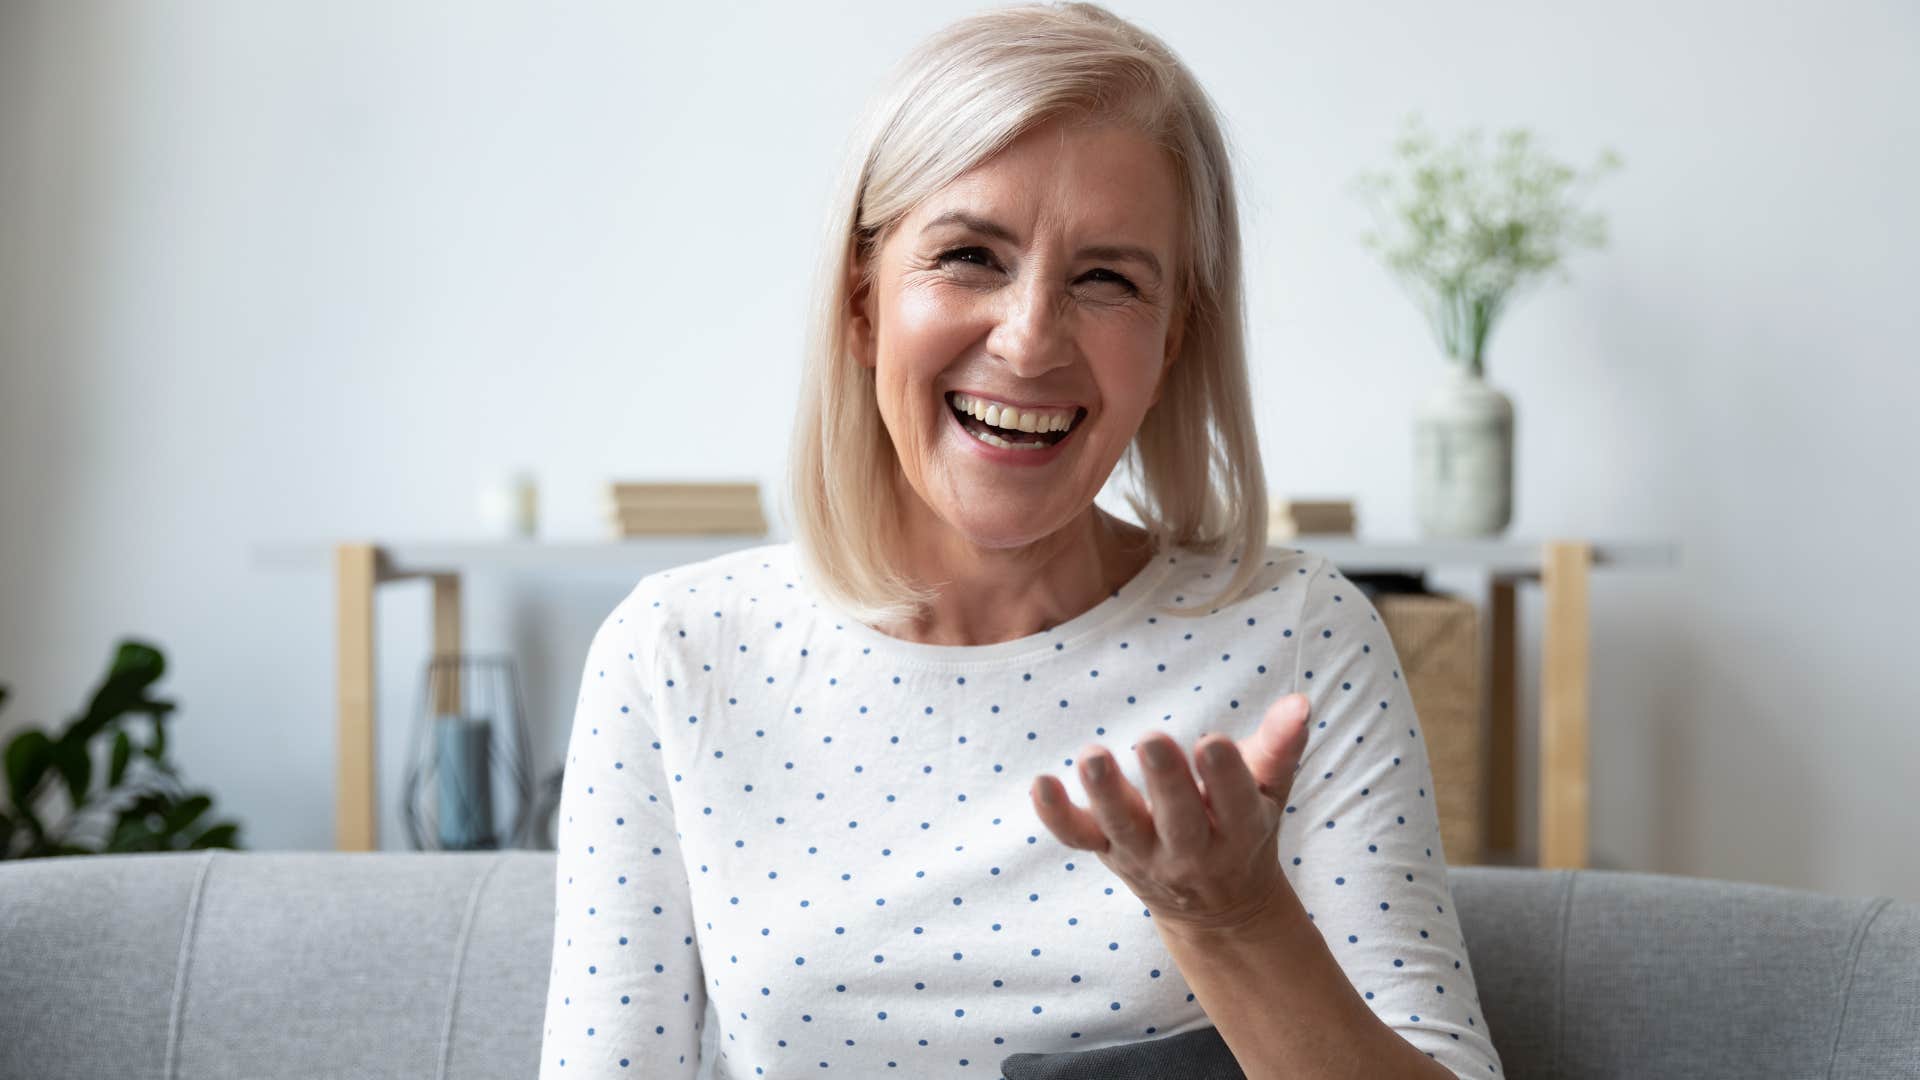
[{"xmin": 538, "ymin": 540, "xmax": 1504, "ymax": 1078}]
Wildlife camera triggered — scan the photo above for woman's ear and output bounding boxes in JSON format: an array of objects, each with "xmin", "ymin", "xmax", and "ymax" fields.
[{"xmin": 847, "ymin": 253, "xmax": 877, "ymax": 371}]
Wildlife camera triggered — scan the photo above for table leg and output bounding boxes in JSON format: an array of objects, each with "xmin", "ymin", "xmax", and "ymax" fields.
[
  {"xmin": 432, "ymin": 574, "xmax": 463, "ymax": 714},
  {"xmin": 1539, "ymin": 541, "xmax": 1592, "ymax": 869},
  {"xmin": 1486, "ymin": 580, "xmax": 1519, "ymax": 861},
  {"xmin": 336, "ymin": 544, "xmax": 379, "ymax": 852}
]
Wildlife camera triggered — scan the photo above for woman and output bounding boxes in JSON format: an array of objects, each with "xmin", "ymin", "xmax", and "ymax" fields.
[{"xmin": 540, "ymin": 4, "xmax": 1503, "ymax": 1078}]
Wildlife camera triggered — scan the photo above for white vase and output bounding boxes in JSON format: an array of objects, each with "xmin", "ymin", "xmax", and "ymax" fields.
[{"xmin": 1413, "ymin": 362, "xmax": 1514, "ymax": 538}]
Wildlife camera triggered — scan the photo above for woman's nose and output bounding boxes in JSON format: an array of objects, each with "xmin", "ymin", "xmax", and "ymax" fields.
[{"xmin": 988, "ymin": 274, "xmax": 1074, "ymax": 378}]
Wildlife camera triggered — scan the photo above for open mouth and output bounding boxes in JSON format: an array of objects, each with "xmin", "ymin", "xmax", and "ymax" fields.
[{"xmin": 945, "ymin": 391, "xmax": 1086, "ymax": 452}]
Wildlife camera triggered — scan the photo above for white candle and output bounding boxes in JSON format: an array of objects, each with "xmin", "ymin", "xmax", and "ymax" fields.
[{"xmin": 479, "ymin": 471, "xmax": 539, "ymax": 539}]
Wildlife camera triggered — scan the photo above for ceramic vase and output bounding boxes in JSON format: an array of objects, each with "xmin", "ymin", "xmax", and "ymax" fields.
[{"xmin": 1413, "ymin": 361, "xmax": 1514, "ymax": 538}]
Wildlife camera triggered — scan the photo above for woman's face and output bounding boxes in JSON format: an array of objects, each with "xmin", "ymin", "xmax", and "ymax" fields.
[{"xmin": 849, "ymin": 118, "xmax": 1186, "ymax": 552}]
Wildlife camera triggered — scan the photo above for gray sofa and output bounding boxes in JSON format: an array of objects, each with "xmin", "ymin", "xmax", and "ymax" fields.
[{"xmin": 1, "ymin": 851, "xmax": 1914, "ymax": 1079}]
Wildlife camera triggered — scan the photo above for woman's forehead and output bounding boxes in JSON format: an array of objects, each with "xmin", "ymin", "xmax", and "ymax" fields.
[{"xmin": 905, "ymin": 143, "xmax": 1180, "ymax": 247}]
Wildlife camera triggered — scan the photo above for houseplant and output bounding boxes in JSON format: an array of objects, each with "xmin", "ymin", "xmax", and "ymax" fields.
[
  {"xmin": 1350, "ymin": 113, "xmax": 1622, "ymax": 537},
  {"xmin": 2, "ymin": 639, "xmax": 243, "ymax": 859}
]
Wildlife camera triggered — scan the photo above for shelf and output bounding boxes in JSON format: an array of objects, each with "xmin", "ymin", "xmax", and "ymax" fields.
[
  {"xmin": 254, "ymin": 534, "xmax": 1679, "ymax": 582},
  {"xmin": 255, "ymin": 534, "xmax": 789, "ymax": 582},
  {"xmin": 267, "ymin": 533, "xmax": 1678, "ymax": 863}
]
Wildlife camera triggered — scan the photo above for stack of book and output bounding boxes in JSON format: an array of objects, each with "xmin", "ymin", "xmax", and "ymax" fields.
[
  {"xmin": 604, "ymin": 481, "xmax": 767, "ymax": 538},
  {"xmin": 1268, "ymin": 496, "xmax": 1357, "ymax": 539}
]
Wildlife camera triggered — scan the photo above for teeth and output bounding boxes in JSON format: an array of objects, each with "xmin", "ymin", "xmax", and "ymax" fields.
[
  {"xmin": 950, "ymin": 392, "xmax": 1077, "ymax": 435},
  {"xmin": 965, "ymin": 425, "xmax": 1052, "ymax": 451}
]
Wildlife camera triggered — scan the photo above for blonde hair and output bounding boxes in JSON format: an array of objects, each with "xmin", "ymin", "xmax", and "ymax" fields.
[{"xmin": 784, "ymin": 1, "xmax": 1268, "ymax": 629}]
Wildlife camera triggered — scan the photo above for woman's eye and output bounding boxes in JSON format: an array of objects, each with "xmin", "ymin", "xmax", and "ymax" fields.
[
  {"xmin": 1082, "ymin": 268, "xmax": 1137, "ymax": 293},
  {"xmin": 935, "ymin": 249, "xmax": 1135, "ymax": 295},
  {"xmin": 937, "ymin": 247, "xmax": 995, "ymax": 269}
]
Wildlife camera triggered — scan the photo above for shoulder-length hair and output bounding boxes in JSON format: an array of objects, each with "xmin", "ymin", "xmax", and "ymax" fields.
[{"xmin": 785, "ymin": 0, "xmax": 1268, "ymax": 630}]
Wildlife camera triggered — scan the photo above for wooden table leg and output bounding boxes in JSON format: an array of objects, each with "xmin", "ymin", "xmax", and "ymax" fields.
[
  {"xmin": 336, "ymin": 544, "xmax": 379, "ymax": 852},
  {"xmin": 1539, "ymin": 541, "xmax": 1592, "ymax": 869},
  {"xmin": 432, "ymin": 574, "xmax": 463, "ymax": 714},
  {"xmin": 1486, "ymin": 579, "xmax": 1519, "ymax": 861}
]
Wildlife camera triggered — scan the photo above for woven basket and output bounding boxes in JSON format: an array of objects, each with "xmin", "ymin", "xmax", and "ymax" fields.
[{"xmin": 1372, "ymin": 592, "xmax": 1486, "ymax": 866}]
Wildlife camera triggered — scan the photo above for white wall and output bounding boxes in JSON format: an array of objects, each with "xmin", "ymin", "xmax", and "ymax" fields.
[{"xmin": 3, "ymin": 0, "xmax": 1916, "ymax": 897}]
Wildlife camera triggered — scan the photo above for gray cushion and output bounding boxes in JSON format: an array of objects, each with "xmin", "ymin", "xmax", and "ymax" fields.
[{"xmin": 2, "ymin": 852, "xmax": 1915, "ymax": 1079}]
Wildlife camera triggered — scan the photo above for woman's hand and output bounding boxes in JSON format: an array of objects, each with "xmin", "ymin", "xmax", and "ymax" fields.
[{"xmin": 1029, "ymin": 693, "xmax": 1314, "ymax": 935}]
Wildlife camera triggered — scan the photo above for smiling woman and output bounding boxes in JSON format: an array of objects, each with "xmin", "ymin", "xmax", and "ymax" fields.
[
  {"xmin": 787, "ymin": 3, "xmax": 1267, "ymax": 647},
  {"xmin": 849, "ymin": 118, "xmax": 1187, "ymax": 592},
  {"xmin": 538, "ymin": 4, "xmax": 1505, "ymax": 1080}
]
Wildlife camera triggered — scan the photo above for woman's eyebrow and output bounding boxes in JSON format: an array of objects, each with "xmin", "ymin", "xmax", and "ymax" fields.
[{"xmin": 920, "ymin": 210, "xmax": 1163, "ymax": 279}]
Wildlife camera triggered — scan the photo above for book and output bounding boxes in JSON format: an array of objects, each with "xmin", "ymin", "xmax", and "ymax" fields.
[
  {"xmin": 1269, "ymin": 495, "xmax": 1357, "ymax": 539},
  {"xmin": 604, "ymin": 480, "xmax": 762, "ymax": 522},
  {"xmin": 608, "ymin": 481, "xmax": 760, "ymax": 503},
  {"xmin": 607, "ymin": 516, "xmax": 767, "ymax": 537},
  {"xmin": 601, "ymin": 480, "xmax": 766, "ymax": 536}
]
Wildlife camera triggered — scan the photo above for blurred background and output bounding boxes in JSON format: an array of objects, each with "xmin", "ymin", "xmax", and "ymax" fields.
[{"xmin": 1, "ymin": 1, "xmax": 1914, "ymax": 897}]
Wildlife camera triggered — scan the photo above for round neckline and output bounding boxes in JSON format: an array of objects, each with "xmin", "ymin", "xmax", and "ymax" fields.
[{"xmin": 816, "ymin": 545, "xmax": 1183, "ymax": 669}]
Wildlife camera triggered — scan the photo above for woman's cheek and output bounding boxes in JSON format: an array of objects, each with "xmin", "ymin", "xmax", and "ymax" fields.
[{"xmin": 895, "ymin": 286, "xmax": 983, "ymax": 354}]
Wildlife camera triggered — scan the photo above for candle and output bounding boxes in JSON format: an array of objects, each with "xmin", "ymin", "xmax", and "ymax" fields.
[
  {"xmin": 435, "ymin": 714, "xmax": 495, "ymax": 849},
  {"xmin": 478, "ymin": 470, "xmax": 539, "ymax": 539}
]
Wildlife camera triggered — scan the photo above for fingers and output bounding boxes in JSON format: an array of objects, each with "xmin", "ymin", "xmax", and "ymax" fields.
[
  {"xmin": 1133, "ymin": 733, "xmax": 1211, "ymax": 853},
  {"xmin": 1194, "ymin": 734, "xmax": 1264, "ymax": 844},
  {"xmin": 1030, "ymin": 773, "xmax": 1113, "ymax": 853},
  {"xmin": 1238, "ymin": 694, "xmax": 1313, "ymax": 806},
  {"xmin": 1077, "ymin": 747, "xmax": 1156, "ymax": 852}
]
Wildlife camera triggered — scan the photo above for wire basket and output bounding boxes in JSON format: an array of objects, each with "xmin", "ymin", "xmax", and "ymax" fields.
[{"xmin": 400, "ymin": 653, "xmax": 537, "ymax": 851}]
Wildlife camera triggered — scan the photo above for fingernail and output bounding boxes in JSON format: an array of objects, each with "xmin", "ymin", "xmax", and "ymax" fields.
[
  {"xmin": 1142, "ymin": 740, "xmax": 1170, "ymax": 769},
  {"xmin": 1086, "ymin": 754, "xmax": 1109, "ymax": 781},
  {"xmin": 1037, "ymin": 779, "xmax": 1058, "ymax": 804}
]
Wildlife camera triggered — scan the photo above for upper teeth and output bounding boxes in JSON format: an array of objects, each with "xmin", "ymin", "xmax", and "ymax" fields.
[{"xmin": 950, "ymin": 392, "xmax": 1078, "ymax": 434}]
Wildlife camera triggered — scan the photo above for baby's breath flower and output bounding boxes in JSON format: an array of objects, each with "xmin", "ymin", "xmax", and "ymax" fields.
[{"xmin": 1349, "ymin": 114, "xmax": 1623, "ymax": 377}]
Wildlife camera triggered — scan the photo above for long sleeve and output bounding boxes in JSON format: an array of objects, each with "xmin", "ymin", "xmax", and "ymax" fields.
[
  {"xmin": 538, "ymin": 588, "xmax": 707, "ymax": 1078},
  {"xmin": 1281, "ymin": 555, "xmax": 1504, "ymax": 1078}
]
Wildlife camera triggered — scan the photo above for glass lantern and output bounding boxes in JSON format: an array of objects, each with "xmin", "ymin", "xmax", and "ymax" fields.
[{"xmin": 401, "ymin": 653, "xmax": 537, "ymax": 851}]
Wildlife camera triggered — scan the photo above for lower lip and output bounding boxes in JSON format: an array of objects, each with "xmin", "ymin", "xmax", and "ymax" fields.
[{"xmin": 947, "ymin": 402, "xmax": 1077, "ymax": 467}]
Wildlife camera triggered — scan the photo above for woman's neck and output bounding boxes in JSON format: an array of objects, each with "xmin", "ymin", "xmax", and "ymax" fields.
[{"xmin": 874, "ymin": 500, "xmax": 1157, "ymax": 648}]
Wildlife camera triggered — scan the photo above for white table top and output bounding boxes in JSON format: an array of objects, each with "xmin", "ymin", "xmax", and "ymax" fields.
[{"xmin": 254, "ymin": 534, "xmax": 1680, "ymax": 581}]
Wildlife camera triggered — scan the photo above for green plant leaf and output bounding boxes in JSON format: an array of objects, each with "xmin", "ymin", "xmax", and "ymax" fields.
[
  {"xmin": 128, "ymin": 790, "xmax": 172, "ymax": 819},
  {"xmin": 110, "ymin": 640, "xmax": 165, "ymax": 684},
  {"xmin": 164, "ymin": 794, "xmax": 212, "ymax": 836},
  {"xmin": 107, "ymin": 811, "xmax": 159, "ymax": 853},
  {"xmin": 188, "ymin": 822, "xmax": 240, "ymax": 849},
  {"xmin": 71, "ymin": 640, "xmax": 169, "ymax": 747},
  {"xmin": 49, "ymin": 736, "xmax": 92, "ymax": 811},
  {"xmin": 110, "ymin": 731, "xmax": 132, "ymax": 787},
  {"xmin": 5, "ymin": 729, "xmax": 55, "ymax": 817}
]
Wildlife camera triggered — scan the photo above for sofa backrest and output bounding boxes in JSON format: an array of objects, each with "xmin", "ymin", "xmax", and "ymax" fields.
[
  {"xmin": 1448, "ymin": 864, "xmax": 1917, "ymax": 1078},
  {"xmin": 1, "ymin": 851, "xmax": 1913, "ymax": 1079}
]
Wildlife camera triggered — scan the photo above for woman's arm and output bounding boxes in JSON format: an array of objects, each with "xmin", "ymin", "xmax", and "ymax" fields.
[
  {"xmin": 538, "ymin": 586, "xmax": 707, "ymax": 1078},
  {"xmin": 1157, "ymin": 885, "xmax": 1455, "ymax": 1079},
  {"xmin": 1160, "ymin": 555, "xmax": 1503, "ymax": 1079}
]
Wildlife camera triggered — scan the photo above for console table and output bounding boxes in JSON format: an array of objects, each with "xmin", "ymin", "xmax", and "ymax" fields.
[{"xmin": 254, "ymin": 534, "xmax": 1679, "ymax": 867}]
